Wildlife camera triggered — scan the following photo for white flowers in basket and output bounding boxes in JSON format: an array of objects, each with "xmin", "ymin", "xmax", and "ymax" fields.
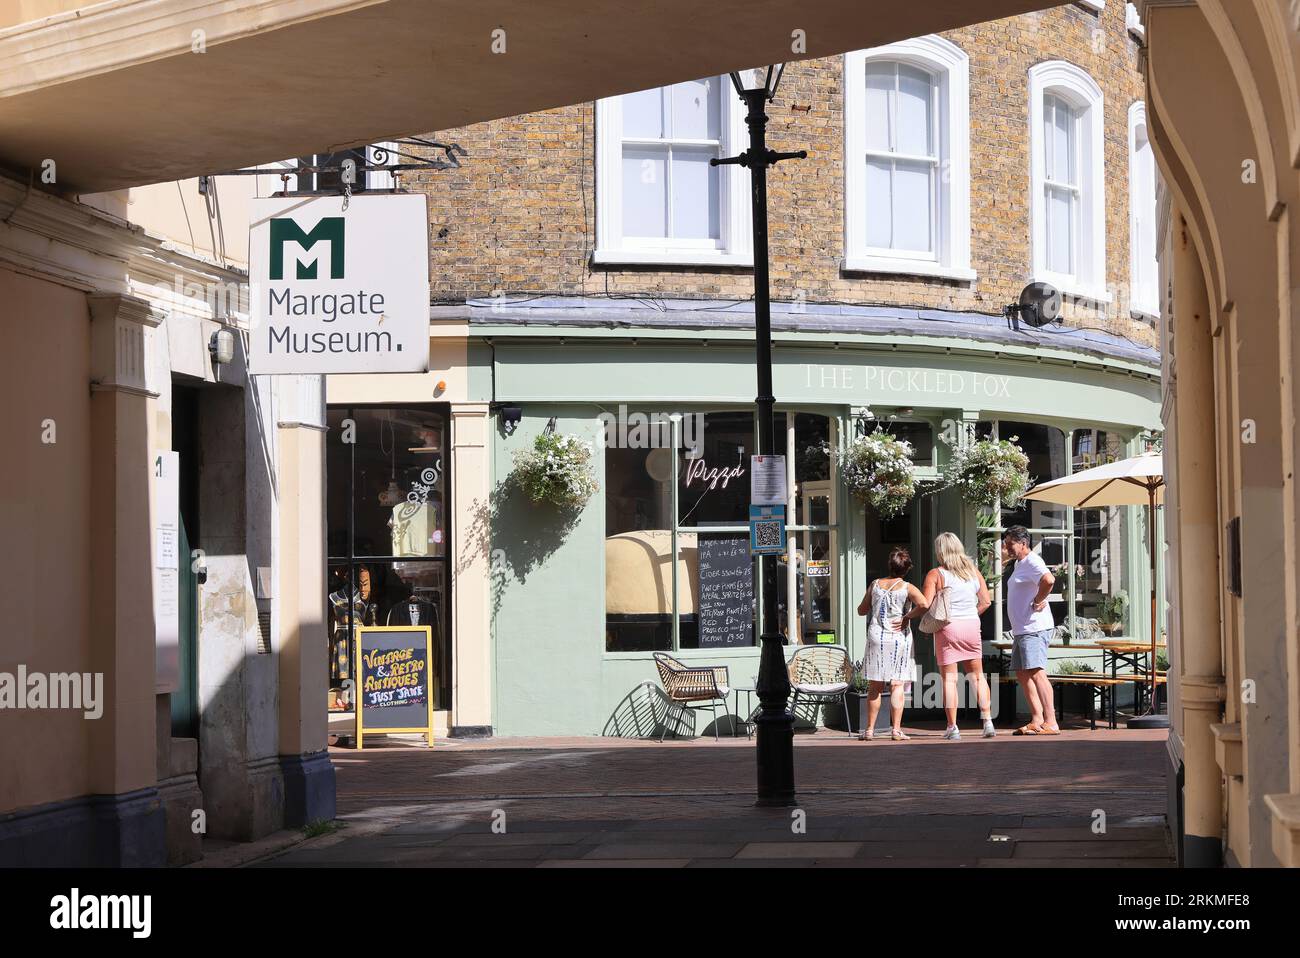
[
  {"xmin": 833, "ymin": 430, "xmax": 916, "ymax": 519},
  {"xmin": 938, "ymin": 435, "xmax": 1031, "ymax": 509},
  {"xmin": 512, "ymin": 431, "xmax": 599, "ymax": 508}
]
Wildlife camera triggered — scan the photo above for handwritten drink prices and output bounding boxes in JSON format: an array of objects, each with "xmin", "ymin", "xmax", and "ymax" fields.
[{"xmin": 697, "ymin": 537, "xmax": 754, "ymax": 648}]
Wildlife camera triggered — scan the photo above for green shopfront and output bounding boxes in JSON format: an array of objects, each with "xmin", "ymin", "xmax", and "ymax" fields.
[{"xmin": 410, "ymin": 301, "xmax": 1160, "ymax": 737}]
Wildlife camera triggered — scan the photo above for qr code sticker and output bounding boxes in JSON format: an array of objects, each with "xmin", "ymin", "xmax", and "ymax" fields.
[{"xmin": 753, "ymin": 519, "xmax": 783, "ymax": 549}]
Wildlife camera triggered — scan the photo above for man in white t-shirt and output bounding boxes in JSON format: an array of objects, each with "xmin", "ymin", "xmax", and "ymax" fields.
[{"xmin": 1002, "ymin": 526, "xmax": 1059, "ymax": 734}]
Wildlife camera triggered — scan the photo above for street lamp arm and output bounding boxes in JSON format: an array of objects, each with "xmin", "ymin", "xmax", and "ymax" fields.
[{"xmin": 711, "ymin": 149, "xmax": 808, "ymax": 170}]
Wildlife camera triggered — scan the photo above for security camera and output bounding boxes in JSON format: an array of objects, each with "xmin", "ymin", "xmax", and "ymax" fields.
[{"xmin": 496, "ymin": 404, "xmax": 523, "ymax": 435}]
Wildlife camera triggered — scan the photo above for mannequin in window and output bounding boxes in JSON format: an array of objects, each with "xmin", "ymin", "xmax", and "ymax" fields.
[{"xmin": 328, "ymin": 566, "xmax": 376, "ymax": 688}]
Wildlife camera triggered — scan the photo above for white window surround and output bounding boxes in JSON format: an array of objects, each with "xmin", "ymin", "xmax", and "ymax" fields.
[
  {"xmin": 1125, "ymin": 3, "xmax": 1145, "ymax": 39},
  {"xmin": 1128, "ymin": 101, "xmax": 1159, "ymax": 319},
  {"xmin": 369, "ymin": 142, "xmax": 398, "ymax": 190},
  {"xmin": 1078, "ymin": 0, "xmax": 1105, "ymax": 12},
  {"xmin": 275, "ymin": 144, "xmax": 397, "ymax": 191},
  {"xmin": 842, "ymin": 35, "xmax": 974, "ymax": 282},
  {"xmin": 593, "ymin": 81, "xmax": 752, "ymax": 267},
  {"xmin": 1028, "ymin": 60, "xmax": 1110, "ymax": 303}
]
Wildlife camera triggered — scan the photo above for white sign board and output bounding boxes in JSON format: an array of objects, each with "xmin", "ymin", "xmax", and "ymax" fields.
[
  {"xmin": 154, "ymin": 451, "xmax": 180, "ymax": 693},
  {"xmin": 248, "ymin": 193, "xmax": 430, "ymax": 374},
  {"xmin": 750, "ymin": 454, "xmax": 788, "ymax": 506}
]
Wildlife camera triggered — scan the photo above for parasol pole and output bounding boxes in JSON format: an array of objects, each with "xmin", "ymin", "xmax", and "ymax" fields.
[{"xmin": 1148, "ymin": 482, "xmax": 1158, "ymax": 714}]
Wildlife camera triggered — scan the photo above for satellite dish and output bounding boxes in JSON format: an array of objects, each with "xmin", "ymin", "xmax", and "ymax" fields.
[{"xmin": 1017, "ymin": 282, "xmax": 1061, "ymax": 328}]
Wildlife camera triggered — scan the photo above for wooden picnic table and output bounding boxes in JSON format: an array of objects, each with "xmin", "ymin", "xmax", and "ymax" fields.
[{"xmin": 991, "ymin": 641, "xmax": 1168, "ymax": 726}]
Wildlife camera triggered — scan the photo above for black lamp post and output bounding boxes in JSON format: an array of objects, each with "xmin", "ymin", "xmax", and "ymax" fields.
[{"xmin": 712, "ymin": 65, "xmax": 806, "ymax": 807}]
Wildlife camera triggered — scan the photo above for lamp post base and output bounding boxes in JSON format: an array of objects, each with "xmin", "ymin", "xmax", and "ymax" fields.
[
  {"xmin": 754, "ymin": 628, "xmax": 796, "ymax": 806},
  {"xmin": 754, "ymin": 712, "xmax": 796, "ymax": 807}
]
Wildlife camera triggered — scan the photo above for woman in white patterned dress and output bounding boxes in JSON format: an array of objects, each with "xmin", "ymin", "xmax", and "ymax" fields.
[{"xmin": 855, "ymin": 547, "xmax": 928, "ymax": 741}]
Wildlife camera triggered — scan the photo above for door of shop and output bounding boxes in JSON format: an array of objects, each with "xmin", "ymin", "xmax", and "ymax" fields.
[
  {"xmin": 325, "ymin": 404, "xmax": 453, "ymax": 721},
  {"xmin": 799, "ymin": 479, "xmax": 837, "ymax": 643},
  {"xmin": 170, "ymin": 517, "xmax": 199, "ymax": 737},
  {"xmin": 863, "ymin": 494, "xmax": 938, "ymax": 673}
]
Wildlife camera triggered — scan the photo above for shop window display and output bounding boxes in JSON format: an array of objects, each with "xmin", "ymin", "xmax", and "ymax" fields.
[
  {"xmin": 326, "ymin": 405, "xmax": 450, "ymax": 712},
  {"xmin": 603, "ymin": 409, "xmax": 847, "ymax": 653},
  {"xmin": 605, "ymin": 440, "xmax": 680, "ymax": 652}
]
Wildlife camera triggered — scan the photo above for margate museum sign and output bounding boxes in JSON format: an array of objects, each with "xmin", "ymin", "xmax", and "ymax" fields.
[{"xmin": 248, "ymin": 194, "xmax": 430, "ymax": 374}]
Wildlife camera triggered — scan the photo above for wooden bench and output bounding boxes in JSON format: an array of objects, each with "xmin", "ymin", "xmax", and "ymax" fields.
[{"xmin": 998, "ymin": 674, "xmax": 1132, "ymax": 729}]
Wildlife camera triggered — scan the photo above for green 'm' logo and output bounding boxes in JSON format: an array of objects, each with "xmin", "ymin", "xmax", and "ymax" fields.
[{"xmin": 269, "ymin": 217, "xmax": 345, "ymax": 280}]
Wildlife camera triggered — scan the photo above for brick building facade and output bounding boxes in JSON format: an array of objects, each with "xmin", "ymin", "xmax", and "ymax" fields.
[{"xmin": 406, "ymin": 1, "xmax": 1152, "ymax": 343}]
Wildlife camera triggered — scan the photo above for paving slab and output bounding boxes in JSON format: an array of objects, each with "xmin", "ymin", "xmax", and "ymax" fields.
[
  {"xmin": 256, "ymin": 730, "xmax": 1174, "ymax": 869},
  {"xmin": 736, "ymin": 841, "xmax": 863, "ymax": 859},
  {"xmin": 1011, "ymin": 840, "xmax": 1173, "ymax": 859},
  {"xmin": 581, "ymin": 843, "xmax": 744, "ymax": 860}
]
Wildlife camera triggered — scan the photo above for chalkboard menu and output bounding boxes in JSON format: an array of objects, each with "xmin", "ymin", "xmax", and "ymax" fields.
[
  {"xmin": 355, "ymin": 626, "xmax": 434, "ymax": 747},
  {"xmin": 697, "ymin": 536, "xmax": 754, "ymax": 648}
]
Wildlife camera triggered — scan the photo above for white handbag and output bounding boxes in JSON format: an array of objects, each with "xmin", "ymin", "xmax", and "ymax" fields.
[{"xmin": 919, "ymin": 584, "xmax": 952, "ymax": 634}]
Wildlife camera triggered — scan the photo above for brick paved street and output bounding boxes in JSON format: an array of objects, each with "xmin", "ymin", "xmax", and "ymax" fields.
[{"xmin": 259, "ymin": 722, "xmax": 1174, "ymax": 868}]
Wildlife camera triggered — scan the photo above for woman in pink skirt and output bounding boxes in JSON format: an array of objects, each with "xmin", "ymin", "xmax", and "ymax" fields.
[{"xmin": 923, "ymin": 533, "xmax": 994, "ymax": 740}]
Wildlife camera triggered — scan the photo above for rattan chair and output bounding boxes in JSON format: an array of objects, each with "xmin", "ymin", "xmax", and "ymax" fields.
[
  {"xmin": 787, "ymin": 645, "xmax": 853, "ymax": 736},
  {"xmin": 652, "ymin": 652, "xmax": 731, "ymax": 741}
]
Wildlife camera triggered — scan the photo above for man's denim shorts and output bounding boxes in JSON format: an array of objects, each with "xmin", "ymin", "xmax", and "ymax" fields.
[{"xmin": 1011, "ymin": 629, "xmax": 1053, "ymax": 672}]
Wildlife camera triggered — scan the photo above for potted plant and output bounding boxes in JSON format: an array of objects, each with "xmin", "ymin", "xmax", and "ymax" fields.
[
  {"xmin": 823, "ymin": 660, "xmax": 891, "ymax": 734},
  {"xmin": 511, "ymin": 430, "xmax": 599, "ymax": 508},
  {"xmin": 832, "ymin": 429, "xmax": 916, "ymax": 519},
  {"xmin": 1056, "ymin": 659, "xmax": 1098, "ymax": 717},
  {"xmin": 1050, "ymin": 562, "xmax": 1085, "ymax": 596},
  {"xmin": 1097, "ymin": 590, "xmax": 1129, "ymax": 635}
]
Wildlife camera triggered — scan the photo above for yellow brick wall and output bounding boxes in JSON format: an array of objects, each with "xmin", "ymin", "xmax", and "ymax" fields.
[{"xmin": 405, "ymin": 2, "xmax": 1154, "ymax": 346}]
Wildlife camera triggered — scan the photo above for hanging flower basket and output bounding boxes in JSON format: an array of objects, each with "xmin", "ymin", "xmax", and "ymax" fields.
[
  {"xmin": 833, "ymin": 430, "xmax": 916, "ymax": 519},
  {"xmin": 512, "ymin": 432, "xmax": 599, "ymax": 508},
  {"xmin": 940, "ymin": 437, "xmax": 1031, "ymax": 509}
]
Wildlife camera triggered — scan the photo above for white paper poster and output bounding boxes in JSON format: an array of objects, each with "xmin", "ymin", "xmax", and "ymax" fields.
[
  {"xmin": 750, "ymin": 454, "xmax": 788, "ymax": 506},
  {"xmin": 248, "ymin": 193, "xmax": 430, "ymax": 374}
]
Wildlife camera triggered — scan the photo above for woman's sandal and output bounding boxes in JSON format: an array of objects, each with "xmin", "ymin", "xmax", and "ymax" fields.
[
  {"xmin": 858, "ymin": 729, "xmax": 874, "ymax": 741},
  {"xmin": 1013, "ymin": 723, "xmax": 1043, "ymax": 736},
  {"xmin": 891, "ymin": 729, "xmax": 909, "ymax": 741},
  {"xmin": 1038, "ymin": 725, "xmax": 1062, "ymax": 735}
]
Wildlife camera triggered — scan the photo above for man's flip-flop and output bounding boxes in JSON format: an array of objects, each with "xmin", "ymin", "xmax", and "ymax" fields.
[{"xmin": 1013, "ymin": 724, "xmax": 1042, "ymax": 735}]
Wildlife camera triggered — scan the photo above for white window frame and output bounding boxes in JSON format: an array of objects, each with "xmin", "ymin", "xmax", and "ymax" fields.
[
  {"xmin": 277, "ymin": 144, "xmax": 396, "ymax": 191},
  {"xmin": 843, "ymin": 35, "xmax": 973, "ymax": 282},
  {"xmin": 1128, "ymin": 101, "xmax": 1159, "ymax": 319},
  {"xmin": 594, "ymin": 80, "xmax": 752, "ymax": 267},
  {"xmin": 368, "ymin": 142, "xmax": 398, "ymax": 190},
  {"xmin": 1125, "ymin": 3, "xmax": 1145, "ymax": 39},
  {"xmin": 1029, "ymin": 60, "xmax": 1109, "ymax": 303}
]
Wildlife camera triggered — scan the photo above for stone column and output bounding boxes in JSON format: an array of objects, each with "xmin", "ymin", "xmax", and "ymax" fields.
[
  {"xmin": 451, "ymin": 404, "xmax": 493, "ymax": 736},
  {"xmin": 276, "ymin": 375, "xmax": 336, "ymax": 825},
  {"xmin": 1167, "ymin": 216, "xmax": 1226, "ymax": 867},
  {"xmin": 87, "ymin": 292, "xmax": 167, "ymax": 866},
  {"xmin": 1265, "ymin": 200, "xmax": 1300, "ymax": 866}
]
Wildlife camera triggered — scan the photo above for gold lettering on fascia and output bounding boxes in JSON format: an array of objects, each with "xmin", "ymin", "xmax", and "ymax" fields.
[{"xmin": 801, "ymin": 364, "xmax": 1011, "ymax": 399}]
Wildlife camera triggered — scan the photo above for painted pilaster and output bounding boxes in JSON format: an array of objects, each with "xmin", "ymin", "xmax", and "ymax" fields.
[
  {"xmin": 1168, "ymin": 214, "xmax": 1226, "ymax": 866},
  {"xmin": 275, "ymin": 375, "xmax": 335, "ymax": 825},
  {"xmin": 87, "ymin": 291, "xmax": 167, "ymax": 866},
  {"xmin": 451, "ymin": 404, "xmax": 493, "ymax": 734}
]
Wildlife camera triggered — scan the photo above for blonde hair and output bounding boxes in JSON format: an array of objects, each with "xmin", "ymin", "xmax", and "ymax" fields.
[{"xmin": 934, "ymin": 532, "xmax": 978, "ymax": 581}]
